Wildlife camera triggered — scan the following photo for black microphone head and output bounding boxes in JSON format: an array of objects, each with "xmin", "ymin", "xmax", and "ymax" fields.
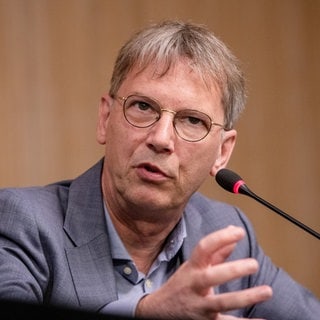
[{"xmin": 215, "ymin": 168, "xmax": 245, "ymax": 194}]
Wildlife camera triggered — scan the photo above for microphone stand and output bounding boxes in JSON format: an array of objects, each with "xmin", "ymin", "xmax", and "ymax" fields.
[{"xmin": 239, "ymin": 184, "xmax": 320, "ymax": 240}]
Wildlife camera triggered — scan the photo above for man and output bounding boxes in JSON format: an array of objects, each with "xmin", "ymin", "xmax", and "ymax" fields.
[{"xmin": 0, "ymin": 20, "xmax": 319, "ymax": 319}]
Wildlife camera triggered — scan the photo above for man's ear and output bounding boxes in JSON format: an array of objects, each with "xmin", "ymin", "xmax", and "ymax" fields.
[
  {"xmin": 210, "ymin": 129, "xmax": 237, "ymax": 176},
  {"xmin": 96, "ymin": 94, "xmax": 113, "ymax": 145}
]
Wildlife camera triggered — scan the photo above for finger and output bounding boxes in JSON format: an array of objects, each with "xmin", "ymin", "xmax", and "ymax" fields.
[
  {"xmin": 191, "ymin": 225, "xmax": 245, "ymax": 267},
  {"xmin": 208, "ymin": 242, "xmax": 237, "ymax": 266},
  {"xmin": 193, "ymin": 258, "xmax": 259, "ymax": 292},
  {"xmin": 207, "ymin": 285, "xmax": 273, "ymax": 313}
]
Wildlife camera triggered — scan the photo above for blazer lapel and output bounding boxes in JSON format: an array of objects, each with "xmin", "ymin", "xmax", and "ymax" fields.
[
  {"xmin": 65, "ymin": 233, "xmax": 117, "ymax": 310},
  {"xmin": 64, "ymin": 159, "xmax": 118, "ymax": 311}
]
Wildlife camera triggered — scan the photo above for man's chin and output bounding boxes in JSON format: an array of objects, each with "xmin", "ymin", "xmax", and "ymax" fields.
[{"xmin": 125, "ymin": 191, "xmax": 181, "ymax": 213}]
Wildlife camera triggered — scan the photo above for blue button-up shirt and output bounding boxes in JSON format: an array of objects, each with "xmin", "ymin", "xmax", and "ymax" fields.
[{"xmin": 100, "ymin": 205, "xmax": 187, "ymax": 317}]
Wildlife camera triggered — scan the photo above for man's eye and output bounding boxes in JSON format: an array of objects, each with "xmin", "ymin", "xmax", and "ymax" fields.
[
  {"xmin": 180, "ymin": 116, "xmax": 206, "ymax": 128},
  {"xmin": 135, "ymin": 101, "xmax": 152, "ymax": 111},
  {"xmin": 187, "ymin": 116, "xmax": 202, "ymax": 125},
  {"xmin": 127, "ymin": 100, "xmax": 153, "ymax": 112}
]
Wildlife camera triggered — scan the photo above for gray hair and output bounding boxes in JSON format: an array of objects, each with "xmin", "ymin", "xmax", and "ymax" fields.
[{"xmin": 109, "ymin": 20, "xmax": 246, "ymax": 129}]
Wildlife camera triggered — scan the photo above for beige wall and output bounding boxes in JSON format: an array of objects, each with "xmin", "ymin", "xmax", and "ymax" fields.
[{"xmin": 1, "ymin": 0, "xmax": 319, "ymax": 297}]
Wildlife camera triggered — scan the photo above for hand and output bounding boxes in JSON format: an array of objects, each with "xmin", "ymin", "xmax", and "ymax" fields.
[{"xmin": 135, "ymin": 225, "xmax": 272, "ymax": 319}]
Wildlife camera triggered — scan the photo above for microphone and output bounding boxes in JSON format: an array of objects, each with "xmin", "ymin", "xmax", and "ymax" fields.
[{"xmin": 215, "ymin": 168, "xmax": 320, "ymax": 240}]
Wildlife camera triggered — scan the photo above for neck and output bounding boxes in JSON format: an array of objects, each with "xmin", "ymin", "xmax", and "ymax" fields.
[{"xmin": 106, "ymin": 201, "xmax": 182, "ymax": 274}]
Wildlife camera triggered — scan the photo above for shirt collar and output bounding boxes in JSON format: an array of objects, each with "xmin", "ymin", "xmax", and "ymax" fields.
[{"xmin": 103, "ymin": 203, "xmax": 187, "ymax": 262}]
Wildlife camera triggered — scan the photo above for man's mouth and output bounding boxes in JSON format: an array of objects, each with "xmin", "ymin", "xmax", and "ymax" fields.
[
  {"xmin": 137, "ymin": 163, "xmax": 169, "ymax": 179},
  {"xmin": 144, "ymin": 164, "xmax": 161, "ymax": 173}
]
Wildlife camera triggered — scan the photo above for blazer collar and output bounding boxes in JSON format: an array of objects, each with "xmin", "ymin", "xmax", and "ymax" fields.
[{"xmin": 63, "ymin": 158, "xmax": 118, "ymax": 311}]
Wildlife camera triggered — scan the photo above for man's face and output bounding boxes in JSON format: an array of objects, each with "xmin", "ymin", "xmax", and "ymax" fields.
[{"xmin": 97, "ymin": 60, "xmax": 236, "ymax": 215}]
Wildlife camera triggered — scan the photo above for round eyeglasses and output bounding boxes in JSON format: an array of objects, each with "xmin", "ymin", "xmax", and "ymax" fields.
[{"xmin": 115, "ymin": 94, "xmax": 226, "ymax": 142}]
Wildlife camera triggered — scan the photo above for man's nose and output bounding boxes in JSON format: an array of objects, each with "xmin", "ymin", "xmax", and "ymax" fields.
[{"xmin": 145, "ymin": 112, "xmax": 176, "ymax": 153}]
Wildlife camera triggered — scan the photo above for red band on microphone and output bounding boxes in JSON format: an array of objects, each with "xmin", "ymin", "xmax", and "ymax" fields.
[{"xmin": 233, "ymin": 180, "xmax": 245, "ymax": 194}]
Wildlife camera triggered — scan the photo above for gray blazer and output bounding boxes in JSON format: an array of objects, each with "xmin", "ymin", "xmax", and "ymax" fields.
[{"xmin": 0, "ymin": 159, "xmax": 319, "ymax": 319}]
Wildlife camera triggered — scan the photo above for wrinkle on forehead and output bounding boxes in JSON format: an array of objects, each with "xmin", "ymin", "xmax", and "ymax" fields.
[{"xmin": 131, "ymin": 57, "xmax": 222, "ymax": 99}]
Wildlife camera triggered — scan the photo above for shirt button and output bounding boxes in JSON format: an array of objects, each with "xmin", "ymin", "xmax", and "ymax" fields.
[
  {"xmin": 123, "ymin": 266, "xmax": 132, "ymax": 275},
  {"xmin": 145, "ymin": 279, "xmax": 153, "ymax": 288}
]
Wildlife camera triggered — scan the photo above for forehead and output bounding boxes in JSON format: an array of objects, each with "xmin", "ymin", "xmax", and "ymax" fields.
[{"xmin": 119, "ymin": 60, "xmax": 223, "ymax": 114}]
